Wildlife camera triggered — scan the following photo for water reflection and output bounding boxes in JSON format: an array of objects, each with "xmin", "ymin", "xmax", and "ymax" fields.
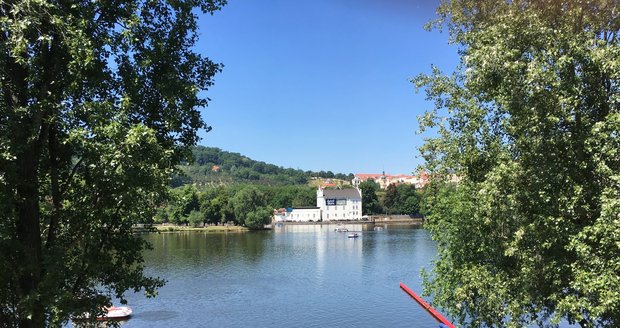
[{"xmin": 122, "ymin": 225, "xmax": 444, "ymax": 327}]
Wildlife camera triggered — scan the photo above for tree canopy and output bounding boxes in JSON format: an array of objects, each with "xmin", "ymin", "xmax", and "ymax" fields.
[
  {"xmin": 174, "ymin": 146, "xmax": 354, "ymax": 187},
  {"xmin": 384, "ymin": 183, "xmax": 421, "ymax": 216},
  {"xmin": 0, "ymin": 0, "xmax": 225, "ymax": 326},
  {"xmin": 359, "ymin": 180, "xmax": 383, "ymax": 215},
  {"xmin": 417, "ymin": 1, "xmax": 620, "ymax": 327}
]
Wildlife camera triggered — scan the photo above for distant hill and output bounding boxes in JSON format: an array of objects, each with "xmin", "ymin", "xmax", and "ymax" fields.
[{"xmin": 172, "ymin": 146, "xmax": 353, "ymax": 187}]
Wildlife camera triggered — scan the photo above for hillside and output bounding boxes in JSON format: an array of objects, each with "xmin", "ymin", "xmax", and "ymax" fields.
[{"xmin": 172, "ymin": 146, "xmax": 353, "ymax": 187}]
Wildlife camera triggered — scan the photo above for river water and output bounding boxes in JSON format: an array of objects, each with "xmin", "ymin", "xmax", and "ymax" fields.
[{"xmin": 114, "ymin": 224, "xmax": 443, "ymax": 327}]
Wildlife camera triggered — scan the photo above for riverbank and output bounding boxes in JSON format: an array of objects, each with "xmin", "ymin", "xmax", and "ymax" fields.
[
  {"xmin": 279, "ymin": 217, "xmax": 424, "ymax": 226},
  {"xmin": 151, "ymin": 225, "xmax": 250, "ymax": 233},
  {"xmin": 138, "ymin": 217, "xmax": 424, "ymax": 233}
]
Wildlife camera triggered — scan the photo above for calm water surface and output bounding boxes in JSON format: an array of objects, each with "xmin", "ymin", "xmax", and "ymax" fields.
[{"xmin": 118, "ymin": 224, "xmax": 441, "ymax": 327}]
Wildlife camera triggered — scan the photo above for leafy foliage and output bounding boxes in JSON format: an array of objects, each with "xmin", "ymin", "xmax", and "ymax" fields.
[
  {"xmin": 417, "ymin": 1, "xmax": 620, "ymax": 327},
  {"xmin": 0, "ymin": 0, "xmax": 225, "ymax": 326},
  {"xmin": 383, "ymin": 183, "xmax": 421, "ymax": 216},
  {"xmin": 154, "ymin": 184, "xmax": 317, "ymax": 228},
  {"xmin": 359, "ymin": 180, "xmax": 383, "ymax": 215}
]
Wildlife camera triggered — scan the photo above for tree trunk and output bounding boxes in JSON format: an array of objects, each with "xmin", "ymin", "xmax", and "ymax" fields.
[{"xmin": 15, "ymin": 145, "xmax": 45, "ymax": 328}]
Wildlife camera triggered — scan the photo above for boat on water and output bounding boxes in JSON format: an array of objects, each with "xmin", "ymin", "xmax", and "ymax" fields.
[
  {"xmin": 100, "ymin": 306, "xmax": 132, "ymax": 320},
  {"xmin": 334, "ymin": 224, "xmax": 348, "ymax": 232},
  {"xmin": 348, "ymin": 233, "xmax": 359, "ymax": 238},
  {"xmin": 75, "ymin": 306, "xmax": 133, "ymax": 321}
]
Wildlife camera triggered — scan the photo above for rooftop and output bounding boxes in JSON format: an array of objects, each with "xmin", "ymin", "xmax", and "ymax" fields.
[{"xmin": 322, "ymin": 188, "xmax": 361, "ymax": 199}]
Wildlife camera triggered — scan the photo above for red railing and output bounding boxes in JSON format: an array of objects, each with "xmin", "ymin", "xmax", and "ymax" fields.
[{"xmin": 399, "ymin": 282, "xmax": 456, "ymax": 328}]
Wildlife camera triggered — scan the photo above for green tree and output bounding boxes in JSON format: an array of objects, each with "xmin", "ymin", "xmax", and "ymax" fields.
[
  {"xmin": 199, "ymin": 187, "xmax": 234, "ymax": 224},
  {"xmin": 395, "ymin": 184, "xmax": 420, "ymax": 216},
  {"xmin": 384, "ymin": 184, "xmax": 399, "ymax": 213},
  {"xmin": 268, "ymin": 186, "xmax": 294, "ymax": 209},
  {"xmin": 359, "ymin": 180, "xmax": 383, "ymax": 215},
  {"xmin": 244, "ymin": 206, "xmax": 272, "ymax": 230},
  {"xmin": 187, "ymin": 210, "xmax": 204, "ymax": 228},
  {"xmin": 153, "ymin": 207, "xmax": 170, "ymax": 224},
  {"xmin": 0, "ymin": 0, "xmax": 225, "ymax": 326},
  {"xmin": 416, "ymin": 1, "xmax": 620, "ymax": 327},
  {"xmin": 231, "ymin": 186, "xmax": 267, "ymax": 228},
  {"xmin": 170, "ymin": 185, "xmax": 200, "ymax": 225},
  {"xmin": 292, "ymin": 187, "xmax": 316, "ymax": 207}
]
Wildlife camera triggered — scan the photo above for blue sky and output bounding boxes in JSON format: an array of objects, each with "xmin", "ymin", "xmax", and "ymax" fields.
[{"xmin": 196, "ymin": 0, "xmax": 459, "ymax": 175}]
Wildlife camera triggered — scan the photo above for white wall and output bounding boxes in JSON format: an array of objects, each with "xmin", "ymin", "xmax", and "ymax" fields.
[
  {"xmin": 317, "ymin": 188, "xmax": 363, "ymax": 221},
  {"xmin": 282, "ymin": 208, "xmax": 321, "ymax": 222}
]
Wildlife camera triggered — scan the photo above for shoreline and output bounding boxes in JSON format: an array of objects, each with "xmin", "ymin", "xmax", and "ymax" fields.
[
  {"xmin": 278, "ymin": 218, "xmax": 424, "ymax": 226},
  {"xmin": 147, "ymin": 225, "xmax": 250, "ymax": 233},
  {"xmin": 139, "ymin": 218, "xmax": 424, "ymax": 233}
]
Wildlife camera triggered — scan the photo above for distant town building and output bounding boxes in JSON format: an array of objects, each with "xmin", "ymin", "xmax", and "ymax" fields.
[
  {"xmin": 354, "ymin": 172, "xmax": 429, "ymax": 189},
  {"xmin": 321, "ymin": 179, "xmax": 337, "ymax": 188}
]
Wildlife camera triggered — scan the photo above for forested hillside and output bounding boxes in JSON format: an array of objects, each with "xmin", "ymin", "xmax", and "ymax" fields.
[
  {"xmin": 158, "ymin": 147, "xmax": 423, "ymax": 228},
  {"xmin": 172, "ymin": 146, "xmax": 354, "ymax": 186}
]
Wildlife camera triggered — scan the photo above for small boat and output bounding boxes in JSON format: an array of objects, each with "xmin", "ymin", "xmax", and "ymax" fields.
[
  {"xmin": 334, "ymin": 225, "xmax": 348, "ymax": 232},
  {"xmin": 97, "ymin": 306, "xmax": 133, "ymax": 320},
  {"xmin": 74, "ymin": 306, "xmax": 132, "ymax": 322},
  {"xmin": 347, "ymin": 233, "xmax": 359, "ymax": 238}
]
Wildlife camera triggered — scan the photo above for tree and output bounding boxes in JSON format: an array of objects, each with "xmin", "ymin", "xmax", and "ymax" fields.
[
  {"xmin": 199, "ymin": 186, "xmax": 233, "ymax": 224},
  {"xmin": 168, "ymin": 185, "xmax": 200, "ymax": 225},
  {"xmin": 292, "ymin": 187, "xmax": 316, "ymax": 207},
  {"xmin": 384, "ymin": 184, "xmax": 399, "ymax": 213},
  {"xmin": 359, "ymin": 180, "xmax": 383, "ymax": 215},
  {"xmin": 416, "ymin": 1, "xmax": 620, "ymax": 327},
  {"xmin": 395, "ymin": 184, "xmax": 420, "ymax": 216},
  {"xmin": 187, "ymin": 210, "xmax": 205, "ymax": 228},
  {"xmin": 244, "ymin": 206, "xmax": 272, "ymax": 230},
  {"xmin": 230, "ymin": 186, "xmax": 267, "ymax": 228},
  {"xmin": 0, "ymin": 0, "xmax": 225, "ymax": 326}
]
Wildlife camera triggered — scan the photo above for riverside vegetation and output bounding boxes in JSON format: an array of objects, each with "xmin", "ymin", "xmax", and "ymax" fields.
[
  {"xmin": 4, "ymin": 0, "xmax": 615, "ymax": 327},
  {"xmin": 152, "ymin": 146, "xmax": 425, "ymax": 230},
  {"xmin": 0, "ymin": 0, "xmax": 227, "ymax": 326},
  {"xmin": 417, "ymin": 1, "xmax": 620, "ymax": 327}
]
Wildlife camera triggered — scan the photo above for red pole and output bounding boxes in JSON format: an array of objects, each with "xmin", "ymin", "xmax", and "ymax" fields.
[{"xmin": 400, "ymin": 282, "xmax": 456, "ymax": 328}]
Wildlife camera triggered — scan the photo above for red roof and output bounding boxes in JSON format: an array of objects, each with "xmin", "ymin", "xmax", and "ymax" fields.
[
  {"xmin": 355, "ymin": 174, "xmax": 383, "ymax": 180},
  {"xmin": 355, "ymin": 173, "xmax": 415, "ymax": 180}
]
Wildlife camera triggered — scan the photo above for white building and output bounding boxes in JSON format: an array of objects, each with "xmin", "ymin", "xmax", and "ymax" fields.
[
  {"xmin": 273, "ymin": 207, "xmax": 321, "ymax": 222},
  {"xmin": 287, "ymin": 207, "xmax": 321, "ymax": 222},
  {"xmin": 317, "ymin": 188, "xmax": 363, "ymax": 221}
]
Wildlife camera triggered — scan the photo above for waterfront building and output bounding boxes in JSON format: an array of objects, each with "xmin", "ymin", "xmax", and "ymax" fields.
[
  {"xmin": 316, "ymin": 188, "xmax": 363, "ymax": 221},
  {"xmin": 273, "ymin": 207, "xmax": 321, "ymax": 222},
  {"xmin": 272, "ymin": 188, "xmax": 364, "ymax": 222}
]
